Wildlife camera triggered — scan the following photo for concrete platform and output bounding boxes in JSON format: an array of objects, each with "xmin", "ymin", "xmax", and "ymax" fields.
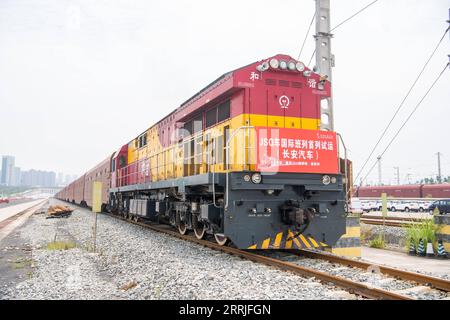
[
  {"xmin": 0, "ymin": 199, "xmax": 46, "ymax": 224},
  {"xmin": 361, "ymin": 247, "xmax": 450, "ymax": 278}
]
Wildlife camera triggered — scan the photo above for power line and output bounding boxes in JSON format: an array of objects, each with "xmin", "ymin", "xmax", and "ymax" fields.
[
  {"xmin": 330, "ymin": 0, "xmax": 379, "ymax": 32},
  {"xmin": 305, "ymin": 0, "xmax": 381, "ymax": 67},
  {"xmin": 361, "ymin": 62, "xmax": 449, "ymax": 184},
  {"xmin": 354, "ymin": 26, "xmax": 450, "ymax": 184},
  {"xmin": 297, "ymin": 11, "xmax": 316, "ymax": 61}
]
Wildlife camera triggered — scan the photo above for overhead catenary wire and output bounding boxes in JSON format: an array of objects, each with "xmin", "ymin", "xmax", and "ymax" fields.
[
  {"xmin": 360, "ymin": 62, "xmax": 449, "ymax": 185},
  {"xmin": 354, "ymin": 26, "xmax": 450, "ymax": 184},
  {"xmin": 306, "ymin": 0, "xmax": 380, "ymax": 67},
  {"xmin": 330, "ymin": 0, "xmax": 379, "ymax": 32},
  {"xmin": 297, "ymin": 10, "xmax": 316, "ymax": 61}
]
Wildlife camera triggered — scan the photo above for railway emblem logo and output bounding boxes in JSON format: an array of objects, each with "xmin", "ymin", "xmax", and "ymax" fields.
[{"xmin": 279, "ymin": 95, "xmax": 290, "ymax": 109}]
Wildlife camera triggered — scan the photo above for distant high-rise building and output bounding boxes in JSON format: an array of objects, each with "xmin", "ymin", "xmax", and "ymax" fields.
[
  {"xmin": 1, "ymin": 156, "xmax": 15, "ymax": 186},
  {"xmin": 11, "ymin": 167, "xmax": 21, "ymax": 186},
  {"xmin": 57, "ymin": 172, "xmax": 64, "ymax": 186},
  {"xmin": 21, "ymin": 169, "xmax": 56, "ymax": 187}
]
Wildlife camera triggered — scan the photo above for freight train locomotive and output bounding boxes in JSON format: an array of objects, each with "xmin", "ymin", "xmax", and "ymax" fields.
[{"xmin": 56, "ymin": 54, "xmax": 348, "ymax": 250}]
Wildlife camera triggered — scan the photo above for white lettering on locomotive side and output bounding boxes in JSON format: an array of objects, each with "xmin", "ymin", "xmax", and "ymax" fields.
[
  {"xmin": 250, "ymin": 71, "xmax": 260, "ymax": 81},
  {"xmin": 307, "ymin": 78, "xmax": 317, "ymax": 88}
]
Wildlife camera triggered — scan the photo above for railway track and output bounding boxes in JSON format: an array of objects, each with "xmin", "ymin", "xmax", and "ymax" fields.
[
  {"xmin": 362, "ymin": 215, "xmax": 429, "ymax": 222},
  {"xmin": 102, "ymin": 211, "xmax": 430, "ymax": 300},
  {"xmin": 288, "ymin": 249, "xmax": 450, "ymax": 292},
  {"xmin": 360, "ymin": 215, "xmax": 428, "ymax": 227}
]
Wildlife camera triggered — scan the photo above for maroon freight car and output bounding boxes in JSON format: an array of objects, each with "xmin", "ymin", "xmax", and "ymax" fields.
[
  {"xmin": 422, "ymin": 184, "xmax": 450, "ymax": 198},
  {"xmin": 354, "ymin": 183, "xmax": 450, "ymax": 199},
  {"xmin": 83, "ymin": 155, "xmax": 113, "ymax": 209}
]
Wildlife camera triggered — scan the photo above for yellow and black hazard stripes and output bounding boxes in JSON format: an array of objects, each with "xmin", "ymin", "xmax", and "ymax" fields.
[
  {"xmin": 326, "ymin": 216, "xmax": 361, "ymax": 257},
  {"xmin": 435, "ymin": 215, "xmax": 450, "ymax": 252},
  {"xmin": 247, "ymin": 230, "xmax": 326, "ymax": 250}
]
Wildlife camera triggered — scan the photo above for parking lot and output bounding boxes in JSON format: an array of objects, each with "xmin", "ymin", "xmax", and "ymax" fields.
[{"xmin": 350, "ymin": 198, "xmax": 441, "ymax": 214}]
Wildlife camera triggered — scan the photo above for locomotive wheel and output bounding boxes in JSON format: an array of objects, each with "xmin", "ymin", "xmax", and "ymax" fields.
[
  {"xmin": 176, "ymin": 212, "xmax": 187, "ymax": 235},
  {"xmin": 192, "ymin": 214, "xmax": 206, "ymax": 239},
  {"xmin": 193, "ymin": 222, "xmax": 206, "ymax": 239},
  {"xmin": 214, "ymin": 233, "xmax": 229, "ymax": 246}
]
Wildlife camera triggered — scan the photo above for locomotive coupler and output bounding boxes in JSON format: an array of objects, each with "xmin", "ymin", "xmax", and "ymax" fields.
[{"xmin": 280, "ymin": 200, "xmax": 315, "ymax": 231}]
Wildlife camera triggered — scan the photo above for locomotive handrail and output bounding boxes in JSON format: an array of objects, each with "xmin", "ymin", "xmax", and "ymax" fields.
[
  {"xmin": 337, "ymin": 133, "xmax": 350, "ymax": 202},
  {"xmin": 225, "ymin": 126, "xmax": 255, "ymax": 210}
]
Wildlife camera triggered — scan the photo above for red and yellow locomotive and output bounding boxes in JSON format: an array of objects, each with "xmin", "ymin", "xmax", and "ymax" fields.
[{"xmin": 56, "ymin": 54, "xmax": 347, "ymax": 249}]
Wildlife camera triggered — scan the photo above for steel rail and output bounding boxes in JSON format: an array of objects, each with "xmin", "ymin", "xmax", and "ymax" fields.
[
  {"xmin": 362, "ymin": 215, "xmax": 428, "ymax": 222},
  {"xmin": 289, "ymin": 249, "xmax": 450, "ymax": 293},
  {"xmin": 103, "ymin": 212, "xmax": 412, "ymax": 300},
  {"xmin": 360, "ymin": 218, "xmax": 416, "ymax": 227}
]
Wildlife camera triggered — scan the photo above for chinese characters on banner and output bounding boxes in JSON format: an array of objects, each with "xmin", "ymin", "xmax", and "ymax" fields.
[{"xmin": 256, "ymin": 127, "xmax": 339, "ymax": 174}]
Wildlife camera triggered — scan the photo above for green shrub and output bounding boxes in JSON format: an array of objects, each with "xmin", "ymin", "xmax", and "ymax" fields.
[
  {"xmin": 405, "ymin": 219, "xmax": 439, "ymax": 251},
  {"xmin": 369, "ymin": 234, "xmax": 385, "ymax": 249},
  {"xmin": 46, "ymin": 241, "xmax": 76, "ymax": 250}
]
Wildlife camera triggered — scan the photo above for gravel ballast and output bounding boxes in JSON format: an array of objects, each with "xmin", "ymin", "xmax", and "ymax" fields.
[{"xmin": 1, "ymin": 199, "xmax": 361, "ymax": 300}]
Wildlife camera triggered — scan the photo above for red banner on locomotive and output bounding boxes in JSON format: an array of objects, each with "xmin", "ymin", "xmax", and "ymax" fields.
[{"xmin": 256, "ymin": 127, "xmax": 339, "ymax": 174}]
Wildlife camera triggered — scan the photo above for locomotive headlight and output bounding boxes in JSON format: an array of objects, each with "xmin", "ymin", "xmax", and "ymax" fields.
[
  {"xmin": 296, "ymin": 61, "xmax": 305, "ymax": 72},
  {"xmin": 331, "ymin": 177, "xmax": 337, "ymax": 184},
  {"xmin": 243, "ymin": 174, "xmax": 251, "ymax": 182},
  {"xmin": 269, "ymin": 58, "xmax": 279, "ymax": 69},
  {"xmin": 303, "ymin": 70, "xmax": 312, "ymax": 77},
  {"xmin": 322, "ymin": 175, "xmax": 331, "ymax": 185},
  {"xmin": 288, "ymin": 61, "xmax": 296, "ymax": 71},
  {"xmin": 279, "ymin": 60, "xmax": 288, "ymax": 70},
  {"xmin": 251, "ymin": 173, "xmax": 262, "ymax": 184}
]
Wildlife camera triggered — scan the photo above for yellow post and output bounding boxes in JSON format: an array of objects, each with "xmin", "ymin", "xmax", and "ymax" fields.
[
  {"xmin": 92, "ymin": 181, "xmax": 102, "ymax": 252},
  {"xmin": 381, "ymin": 193, "xmax": 387, "ymax": 242},
  {"xmin": 381, "ymin": 193, "xmax": 387, "ymax": 218},
  {"xmin": 92, "ymin": 181, "xmax": 102, "ymax": 213}
]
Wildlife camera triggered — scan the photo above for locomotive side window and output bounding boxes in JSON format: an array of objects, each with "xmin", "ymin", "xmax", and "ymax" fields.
[
  {"xmin": 138, "ymin": 134, "xmax": 148, "ymax": 148},
  {"xmin": 119, "ymin": 155, "xmax": 126, "ymax": 167},
  {"xmin": 184, "ymin": 121, "xmax": 193, "ymax": 136},
  {"xmin": 218, "ymin": 100, "xmax": 230, "ymax": 122},
  {"xmin": 206, "ymin": 108, "xmax": 217, "ymax": 128},
  {"xmin": 192, "ymin": 115, "xmax": 203, "ymax": 134},
  {"xmin": 184, "ymin": 114, "xmax": 203, "ymax": 136}
]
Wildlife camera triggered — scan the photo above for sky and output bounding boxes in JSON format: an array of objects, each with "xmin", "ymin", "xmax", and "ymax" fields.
[{"xmin": 0, "ymin": 0, "xmax": 449, "ymax": 184}]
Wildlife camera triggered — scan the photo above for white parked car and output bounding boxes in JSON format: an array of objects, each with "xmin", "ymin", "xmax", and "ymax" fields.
[
  {"xmin": 409, "ymin": 201, "xmax": 430, "ymax": 212},
  {"xmin": 349, "ymin": 198, "xmax": 363, "ymax": 214},
  {"xmin": 361, "ymin": 201, "xmax": 373, "ymax": 212},
  {"xmin": 388, "ymin": 201, "xmax": 412, "ymax": 212}
]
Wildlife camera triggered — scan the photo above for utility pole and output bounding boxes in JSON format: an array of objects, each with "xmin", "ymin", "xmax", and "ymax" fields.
[
  {"xmin": 377, "ymin": 156, "xmax": 382, "ymax": 185},
  {"xmin": 436, "ymin": 152, "xmax": 442, "ymax": 183},
  {"xmin": 315, "ymin": 0, "xmax": 334, "ymax": 131},
  {"xmin": 394, "ymin": 167, "xmax": 400, "ymax": 185}
]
